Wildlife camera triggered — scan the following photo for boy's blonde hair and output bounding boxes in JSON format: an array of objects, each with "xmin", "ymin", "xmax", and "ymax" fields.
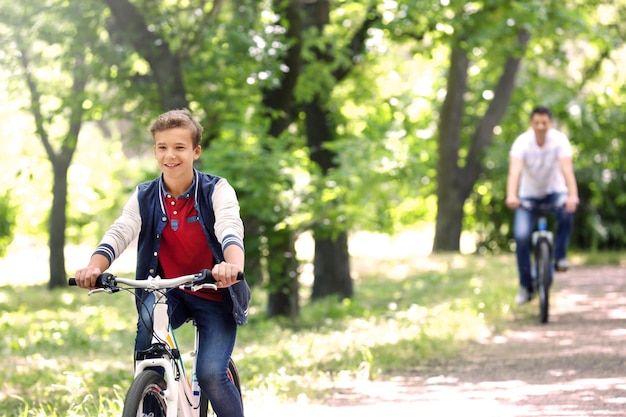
[{"xmin": 149, "ymin": 109, "xmax": 203, "ymax": 148}]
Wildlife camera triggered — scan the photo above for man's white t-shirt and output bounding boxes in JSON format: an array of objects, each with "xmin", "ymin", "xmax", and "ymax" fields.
[{"xmin": 510, "ymin": 128, "xmax": 572, "ymax": 198}]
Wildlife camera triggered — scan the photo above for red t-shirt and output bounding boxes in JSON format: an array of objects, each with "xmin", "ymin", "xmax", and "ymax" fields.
[{"xmin": 158, "ymin": 192, "xmax": 223, "ymax": 302}]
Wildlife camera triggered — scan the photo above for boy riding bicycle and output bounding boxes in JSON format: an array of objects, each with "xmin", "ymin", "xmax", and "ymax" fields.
[{"xmin": 74, "ymin": 109, "xmax": 249, "ymax": 417}]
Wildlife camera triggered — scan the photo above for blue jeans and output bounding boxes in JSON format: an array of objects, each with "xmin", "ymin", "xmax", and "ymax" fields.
[
  {"xmin": 135, "ymin": 290, "xmax": 244, "ymax": 417},
  {"xmin": 513, "ymin": 193, "xmax": 574, "ymax": 290}
]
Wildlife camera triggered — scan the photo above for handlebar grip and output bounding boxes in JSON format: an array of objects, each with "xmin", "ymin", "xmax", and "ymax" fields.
[
  {"xmin": 67, "ymin": 273, "xmax": 116, "ymax": 288},
  {"xmin": 197, "ymin": 269, "xmax": 245, "ymax": 284}
]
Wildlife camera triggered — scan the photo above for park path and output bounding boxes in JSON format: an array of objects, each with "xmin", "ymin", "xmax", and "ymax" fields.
[{"xmin": 249, "ymin": 264, "xmax": 626, "ymax": 417}]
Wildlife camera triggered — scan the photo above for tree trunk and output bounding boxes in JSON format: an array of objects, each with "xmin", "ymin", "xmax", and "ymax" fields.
[
  {"xmin": 16, "ymin": 42, "xmax": 84, "ymax": 289},
  {"xmin": 311, "ymin": 230, "xmax": 352, "ymax": 300},
  {"xmin": 303, "ymin": 98, "xmax": 354, "ymax": 299},
  {"xmin": 433, "ymin": 30, "xmax": 530, "ymax": 252},
  {"xmin": 253, "ymin": 0, "xmax": 303, "ymax": 317},
  {"xmin": 259, "ymin": 0, "xmax": 375, "ymax": 312},
  {"xmin": 300, "ymin": 0, "xmax": 378, "ymax": 299},
  {"xmin": 432, "ymin": 46, "xmax": 468, "ymax": 253},
  {"xmin": 433, "ymin": 188, "xmax": 465, "ymax": 252},
  {"xmin": 48, "ymin": 161, "xmax": 70, "ymax": 288}
]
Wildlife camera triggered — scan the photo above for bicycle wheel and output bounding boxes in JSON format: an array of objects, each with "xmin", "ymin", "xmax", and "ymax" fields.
[
  {"xmin": 200, "ymin": 357, "xmax": 243, "ymax": 416},
  {"xmin": 227, "ymin": 357, "xmax": 243, "ymax": 404},
  {"xmin": 122, "ymin": 370, "xmax": 168, "ymax": 417},
  {"xmin": 536, "ymin": 239, "xmax": 551, "ymax": 324}
]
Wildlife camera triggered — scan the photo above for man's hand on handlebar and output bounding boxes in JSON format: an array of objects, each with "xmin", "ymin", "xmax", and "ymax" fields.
[
  {"xmin": 565, "ymin": 195, "xmax": 579, "ymax": 213},
  {"xmin": 506, "ymin": 195, "xmax": 520, "ymax": 210}
]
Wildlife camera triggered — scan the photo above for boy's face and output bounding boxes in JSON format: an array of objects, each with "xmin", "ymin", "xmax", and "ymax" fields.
[{"xmin": 153, "ymin": 127, "xmax": 200, "ymax": 181}]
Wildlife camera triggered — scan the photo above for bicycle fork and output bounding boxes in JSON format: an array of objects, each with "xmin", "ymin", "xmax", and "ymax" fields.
[
  {"xmin": 532, "ymin": 217, "xmax": 552, "ymax": 244},
  {"xmin": 177, "ymin": 324, "xmax": 203, "ymax": 417},
  {"xmin": 135, "ymin": 294, "xmax": 204, "ymax": 417},
  {"xmin": 531, "ymin": 217, "xmax": 555, "ymax": 285}
]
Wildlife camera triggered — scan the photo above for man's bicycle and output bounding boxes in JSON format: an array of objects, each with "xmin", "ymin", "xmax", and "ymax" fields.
[
  {"xmin": 520, "ymin": 201, "xmax": 560, "ymax": 324},
  {"xmin": 69, "ymin": 270, "xmax": 243, "ymax": 417}
]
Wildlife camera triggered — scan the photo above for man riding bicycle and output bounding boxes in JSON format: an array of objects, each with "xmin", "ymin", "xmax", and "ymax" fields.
[{"xmin": 506, "ymin": 106, "xmax": 580, "ymax": 305}]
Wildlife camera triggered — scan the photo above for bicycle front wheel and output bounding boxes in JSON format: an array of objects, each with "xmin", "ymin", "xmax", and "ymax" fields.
[
  {"xmin": 227, "ymin": 357, "xmax": 243, "ymax": 407},
  {"xmin": 122, "ymin": 370, "xmax": 168, "ymax": 417},
  {"xmin": 536, "ymin": 240, "xmax": 551, "ymax": 324}
]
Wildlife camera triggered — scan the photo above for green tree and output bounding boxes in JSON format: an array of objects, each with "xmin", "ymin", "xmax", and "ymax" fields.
[
  {"xmin": 432, "ymin": 3, "xmax": 530, "ymax": 252},
  {"xmin": 386, "ymin": 0, "xmax": 615, "ymax": 252},
  {"xmin": 298, "ymin": 2, "xmax": 380, "ymax": 300},
  {"xmin": 96, "ymin": 0, "xmax": 307, "ymax": 317},
  {"xmin": 0, "ymin": 0, "xmax": 112, "ymax": 287},
  {"xmin": 94, "ymin": 0, "xmax": 388, "ymax": 317},
  {"xmin": 470, "ymin": 0, "xmax": 626, "ymax": 253}
]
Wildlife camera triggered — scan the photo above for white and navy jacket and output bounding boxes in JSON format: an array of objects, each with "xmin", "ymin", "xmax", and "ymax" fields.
[{"xmin": 93, "ymin": 169, "xmax": 250, "ymax": 325}]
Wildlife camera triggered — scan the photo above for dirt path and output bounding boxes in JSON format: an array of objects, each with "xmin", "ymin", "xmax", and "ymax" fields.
[{"xmin": 251, "ymin": 265, "xmax": 626, "ymax": 417}]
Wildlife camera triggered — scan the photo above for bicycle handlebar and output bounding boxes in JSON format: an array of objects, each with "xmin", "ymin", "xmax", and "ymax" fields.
[
  {"xmin": 519, "ymin": 200, "xmax": 532, "ymax": 210},
  {"xmin": 519, "ymin": 200, "xmax": 565, "ymax": 212},
  {"xmin": 68, "ymin": 269, "xmax": 244, "ymax": 293}
]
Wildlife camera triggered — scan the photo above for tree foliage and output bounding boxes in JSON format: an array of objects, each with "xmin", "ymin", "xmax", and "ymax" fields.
[
  {"xmin": 0, "ymin": 190, "xmax": 16, "ymax": 257},
  {"xmin": 0, "ymin": 0, "xmax": 114, "ymax": 286},
  {"xmin": 1, "ymin": 0, "xmax": 626, "ymax": 301},
  {"xmin": 471, "ymin": 0, "xmax": 626, "ymax": 253}
]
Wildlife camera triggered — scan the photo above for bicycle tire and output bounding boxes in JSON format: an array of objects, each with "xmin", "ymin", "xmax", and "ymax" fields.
[
  {"xmin": 536, "ymin": 239, "xmax": 551, "ymax": 324},
  {"xmin": 200, "ymin": 357, "xmax": 243, "ymax": 416},
  {"xmin": 122, "ymin": 370, "xmax": 168, "ymax": 417},
  {"xmin": 228, "ymin": 357, "xmax": 243, "ymax": 406}
]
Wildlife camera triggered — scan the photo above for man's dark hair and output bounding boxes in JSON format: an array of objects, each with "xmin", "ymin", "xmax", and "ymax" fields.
[{"xmin": 530, "ymin": 106, "xmax": 553, "ymax": 120}]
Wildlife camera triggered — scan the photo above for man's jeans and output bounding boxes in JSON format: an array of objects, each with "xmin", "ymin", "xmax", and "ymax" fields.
[
  {"xmin": 135, "ymin": 290, "xmax": 244, "ymax": 417},
  {"xmin": 513, "ymin": 193, "xmax": 574, "ymax": 290}
]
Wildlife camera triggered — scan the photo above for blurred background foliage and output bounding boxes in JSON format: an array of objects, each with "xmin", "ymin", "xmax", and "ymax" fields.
[
  {"xmin": 1, "ymin": 1, "xmax": 625, "ymax": 413},
  {"xmin": 0, "ymin": 0, "xmax": 625, "ymax": 295}
]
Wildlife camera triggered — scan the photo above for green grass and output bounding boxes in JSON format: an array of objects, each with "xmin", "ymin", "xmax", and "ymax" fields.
[{"xmin": 1, "ymin": 251, "xmax": 619, "ymax": 416}]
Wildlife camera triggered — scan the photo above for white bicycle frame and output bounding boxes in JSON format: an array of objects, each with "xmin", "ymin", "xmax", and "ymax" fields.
[{"xmin": 89, "ymin": 274, "xmax": 215, "ymax": 417}]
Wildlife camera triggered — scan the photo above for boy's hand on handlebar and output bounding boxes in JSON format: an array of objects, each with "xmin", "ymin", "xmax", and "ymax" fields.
[
  {"xmin": 74, "ymin": 266, "xmax": 102, "ymax": 289},
  {"xmin": 212, "ymin": 262, "xmax": 242, "ymax": 288}
]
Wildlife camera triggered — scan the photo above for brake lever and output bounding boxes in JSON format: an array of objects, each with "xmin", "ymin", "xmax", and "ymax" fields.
[
  {"xmin": 192, "ymin": 283, "xmax": 219, "ymax": 291},
  {"xmin": 179, "ymin": 283, "xmax": 218, "ymax": 291}
]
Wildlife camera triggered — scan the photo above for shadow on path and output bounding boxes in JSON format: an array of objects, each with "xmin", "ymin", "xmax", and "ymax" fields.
[{"xmin": 310, "ymin": 265, "xmax": 626, "ymax": 416}]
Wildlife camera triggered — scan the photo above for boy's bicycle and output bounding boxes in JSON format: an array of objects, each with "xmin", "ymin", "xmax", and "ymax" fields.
[
  {"xmin": 520, "ymin": 201, "xmax": 560, "ymax": 324},
  {"xmin": 69, "ymin": 270, "xmax": 243, "ymax": 417}
]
